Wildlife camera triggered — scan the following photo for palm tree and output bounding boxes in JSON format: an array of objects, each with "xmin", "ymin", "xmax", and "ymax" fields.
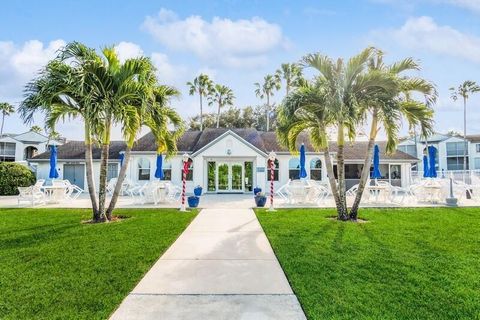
[
  {"xmin": 276, "ymin": 63, "xmax": 304, "ymax": 96},
  {"xmin": 0, "ymin": 102, "xmax": 14, "ymax": 162},
  {"xmin": 20, "ymin": 43, "xmax": 103, "ymax": 217},
  {"xmin": 106, "ymin": 85, "xmax": 184, "ymax": 218},
  {"xmin": 254, "ymin": 74, "xmax": 280, "ymax": 131},
  {"xmin": 349, "ymin": 54, "xmax": 436, "ymax": 220},
  {"xmin": 277, "ymin": 47, "xmax": 407, "ymax": 220},
  {"xmin": 450, "ymin": 81, "xmax": 480, "ymax": 173},
  {"xmin": 208, "ymin": 84, "xmax": 235, "ymax": 128},
  {"xmin": 187, "ymin": 74, "xmax": 213, "ymax": 131},
  {"xmin": 30, "ymin": 125, "xmax": 43, "ymax": 134}
]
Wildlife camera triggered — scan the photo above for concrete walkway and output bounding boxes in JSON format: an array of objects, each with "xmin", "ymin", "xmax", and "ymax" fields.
[{"xmin": 110, "ymin": 208, "xmax": 306, "ymax": 320}]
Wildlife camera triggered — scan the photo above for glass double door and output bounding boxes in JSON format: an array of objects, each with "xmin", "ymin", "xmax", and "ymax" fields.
[{"xmin": 217, "ymin": 162, "xmax": 244, "ymax": 192}]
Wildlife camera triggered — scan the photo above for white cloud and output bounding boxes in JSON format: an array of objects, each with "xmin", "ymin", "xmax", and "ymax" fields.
[
  {"xmin": 372, "ymin": 16, "xmax": 480, "ymax": 63},
  {"xmin": 114, "ymin": 41, "xmax": 144, "ymax": 62},
  {"xmin": 443, "ymin": 0, "xmax": 480, "ymax": 12},
  {"xmin": 0, "ymin": 39, "xmax": 65, "ymax": 99},
  {"xmin": 151, "ymin": 52, "xmax": 187, "ymax": 85},
  {"xmin": 141, "ymin": 8, "xmax": 286, "ymax": 68}
]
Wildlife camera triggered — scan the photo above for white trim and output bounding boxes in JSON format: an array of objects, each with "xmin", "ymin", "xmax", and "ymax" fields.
[{"xmin": 191, "ymin": 130, "xmax": 268, "ymax": 157}]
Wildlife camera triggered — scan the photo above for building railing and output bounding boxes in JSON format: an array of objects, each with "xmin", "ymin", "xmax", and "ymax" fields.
[{"xmin": 411, "ymin": 169, "xmax": 480, "ymax": 184}]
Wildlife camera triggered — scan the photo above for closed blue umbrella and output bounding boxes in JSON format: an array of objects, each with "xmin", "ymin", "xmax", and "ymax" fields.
[
  {"xmin": 423, "ymin": 155, "xmax": 429, "ymax": 177},
  {"xmin": 371, "ymin": 144, "xmax": 382, "ymax": 179},
  {"xmin": 49, "ymin": 145, "xmax": 59, "ymax": 179},
  {"xmin": 119, "ymin": 152, "xmax": 125, "ymax": 167},
  {"xmin": 154, "ymin": 154, "xmax": 164, "ymax": 180},
  {"xmin": 428, "ymin": 146, "xmax": 437, "ymax": 178},
  {"xmin": 299, "ymin": 143, "xmax": 307, "ymax": 179}
]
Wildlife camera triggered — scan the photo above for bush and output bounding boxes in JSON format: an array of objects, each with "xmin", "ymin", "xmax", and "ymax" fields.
[{"xmin": 0, "ymin": 162, "xmax": 36, "ymax": 195}]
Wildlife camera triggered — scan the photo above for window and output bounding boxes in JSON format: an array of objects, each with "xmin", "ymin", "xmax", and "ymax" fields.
[
  {"xmin": 398, "ymin": 145, "xmax": 417, "ymax": 157},
  {"xmin": 288, "ymin": 158, "xmax": 300, "ymax": 180},
  {"xmin": 476, "ymin": 144, "xmax": 480, "ymax": 153},
  {"xmin": 163, "ymin": 161, "xmax": 172, "ymax": 180},
  {"xmin": 0, "ymin": 142, "xmax": 15, "ymax": 156},
  {"xmin": 475, "ymin": 158, "xmax": 480, "ymax": 170},
  {"xmin": 447, "ymin": 157, "xmax": 469, "ymax": 170},
  {"xmin": 310, "ymin": 158, "xmax": 322, "ymax": 180},
  {"xmin": 181, "ymin": 159, "xmax": 193, "ymax": 181},
  {"xmin": 446, "ymin": 142, "xmax": 467, "ymax": 156},
  {"xmin": 267, "ymin": 159, "xmax": 279, "ymax": 181},
  {"xmin": 137, "ymin": 158, "xmax": 150, "ymax": 180},
  {"xmin": 107, "ymin": 163, "xmax": 118, "ymax": 181}
]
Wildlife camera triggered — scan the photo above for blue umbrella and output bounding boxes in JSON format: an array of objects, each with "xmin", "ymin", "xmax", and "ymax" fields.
[
  {"xmin": 119, "ymin": 152, "xmax": 125, "ymax": 167},
  {"xmin": 428, "ymin": 146, "xmax": 437, "ymax": 178},
  {"xmin": 299, "ymin": 143, "xmax": 307, "ymax": 179},
  {"xmin": 154, "ymin": 154, "xmax": 164, "ymax": 180},
  {"xmin": 49, "ymin": 145, "xmax": 59, "ymax": 179},
  {"xmin": 423, "ymin": 155, "xmax": 429, "ymax": 178},
  {"xmin": 371, "ymin": 144, "xmax": 382, "ymax": 179}
]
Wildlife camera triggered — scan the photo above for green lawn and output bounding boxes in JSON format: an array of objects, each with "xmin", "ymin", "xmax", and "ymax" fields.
[
  {"xmin": 256, "ymin": 208, "xmax": 480, "ymax": 320},
  {"xmin": 0, "ymin": 208, "xmax": 197, "ymax": 320}
]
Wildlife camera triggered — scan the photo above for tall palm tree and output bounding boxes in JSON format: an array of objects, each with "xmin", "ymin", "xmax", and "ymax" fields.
[
  {"xmin": 106, "ymin": 85, "xmax": 184, "ymax": 218},
  {"xmin": 0, "ymin": 102, "xmax": 14, "ymax": 162},
  {"xmin": 450, "ymin": 81, "xmax": 480, "ymax": 172},
  {"xmin": 30, "ymin": 125, "xmax": 43, "ymax": 134},
  {"xmin": 208, "ymin": 84, "xmax": 235, "ymax": 128},
  {"xmin": 276, "ymin": 63, "xmax": 304, "ymax": 96},
  {"xmin": 254, "ymin": 74, "xmax": 280, "ymax": 131},
  {"xmin": 349, "ymin": 54, "xmax": 436, "ymax": 220},
  {"xmin": 20, "ymin": 43, "xmax": 103, "ymax": 217},
  {"xmin": 187, "ymin": 74, "xmax": 213, "ymax": 131}
]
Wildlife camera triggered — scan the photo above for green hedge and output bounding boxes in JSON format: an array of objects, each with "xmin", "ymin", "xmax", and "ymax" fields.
[{"xmin": 0, "ymin": 162, "xmax": 36, "ymax": 195}]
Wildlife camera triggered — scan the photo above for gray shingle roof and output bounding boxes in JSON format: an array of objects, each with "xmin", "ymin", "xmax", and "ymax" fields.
[
  {"xmin": 32, "ymin": 129, "xmax": 416, "ymax": 161},
  {"xmin": 31, "ymin": 141, "xmax": 126, "ymax": 160}
]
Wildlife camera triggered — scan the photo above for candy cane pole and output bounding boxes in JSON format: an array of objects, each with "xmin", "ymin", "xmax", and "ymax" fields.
[
  {"xmin": 268, "ymin": 151, "xmax": 276, "ymax": 212},
  {"xmin": 180, "ymin": 153, "xmax": 189, "ymax": 212}
]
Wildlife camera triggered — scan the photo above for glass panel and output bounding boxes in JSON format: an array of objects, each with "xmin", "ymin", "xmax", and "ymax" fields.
[
  {"xmin": 208, "ymin": 161, "xmax": 216, "ymax": 191},
  {"xmin": 107, "ymin": 163, "xmax": 118, "ymax": 181},
  {"xmin": 310, "ymin": 158, "xmax": 322, "ymax": 180},
  {"xmin": 218, "ymin": 163, "xmax": 229, "ymax": 190},
  {"xmin": 244, "ymin": 162, "xmax": 253, "ymax": 191},
  {"xmin": 231, "ymin": 164, "xmax": 243, "ymax": 191}
]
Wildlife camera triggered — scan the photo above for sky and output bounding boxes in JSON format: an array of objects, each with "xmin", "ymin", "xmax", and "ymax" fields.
[{"xmin": 1, "ymin": 0, "xmax": 480, "ymax": 140}]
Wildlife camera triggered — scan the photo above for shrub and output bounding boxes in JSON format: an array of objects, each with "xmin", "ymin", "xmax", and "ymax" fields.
[{"xmin": 0, "ymin": 162, "xmax": 36, "ymax": 195}]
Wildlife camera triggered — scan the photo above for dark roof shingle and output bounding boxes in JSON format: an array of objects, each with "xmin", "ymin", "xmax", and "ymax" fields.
[{"xmin": 32, "ymin": 141, "xmax": 126, "ymax": 160}]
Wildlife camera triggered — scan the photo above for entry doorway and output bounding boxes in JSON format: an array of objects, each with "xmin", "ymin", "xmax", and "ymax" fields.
[
  {"xmin": 207, "ymin": 160, "xmax": 253, "ymax": 193},
  {"xmin": 63, "ymin": 164, "xmax": 85, "ymax": 189}
]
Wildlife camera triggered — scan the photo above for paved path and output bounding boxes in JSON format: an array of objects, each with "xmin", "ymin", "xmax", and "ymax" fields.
[{"xmin": 110, "ymin": 208, "xmax": 306, "ymax": 320}]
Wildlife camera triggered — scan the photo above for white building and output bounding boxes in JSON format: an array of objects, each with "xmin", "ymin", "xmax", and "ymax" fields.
[
  {"xmin": 397, "ymin": 133, "xmax": 480, "ymax": 173},
  {"xmin": 0, "ymin": 131, "xmax": 62, "ymax": 164},
  {"xmin": 31, "ymin": 129, "xmax": 416, "ymax": 192}
]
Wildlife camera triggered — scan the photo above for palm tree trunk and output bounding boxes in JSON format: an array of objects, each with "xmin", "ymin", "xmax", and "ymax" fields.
[
  {"xmin": 1, "ymin": 114, "xmax": 5, "ymax": 162},
  {"xmin": 323, "ymin": 147, "xmax": 344, "ymax": 217},
  {"xmin": 266, "ymin": 94, "xmax": 270, "ymax": 132},
  {"xmin": 106, "ymin": 146, "xmax": 131, "ymax": 219},
  {"xmin": 84, "ymin": 124, "xmax": 99, "ymax": 219},
  {"xmin": 350, "ymin": 111, "xmax": 377, "ymax": 220},
  {"xmin": 97, "ymin": 120, "xmax": 111, "ymax": 222},
  {"xmin": 336, "ymin": 125, "xmax": 348, "ymax": 220},
  {"xmin": 199, "ymin": 93, "xmax": 203, "ymax": 131},
  {"xmin": 216, "ymin": 102, "xmax": 221, "ymax": 128}
]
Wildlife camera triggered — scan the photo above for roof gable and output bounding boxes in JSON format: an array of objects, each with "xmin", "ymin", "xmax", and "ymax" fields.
[{"xmin": 191, "ymin": 130, "xmax": 267, "ymax": 157}]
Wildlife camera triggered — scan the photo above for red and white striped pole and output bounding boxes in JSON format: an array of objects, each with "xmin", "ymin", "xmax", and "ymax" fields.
[
  {"xmin": 180, "ymin": 153, "xmax": 189, "ymax": 212},
  {"xmin": 268, "ymin": 151, "xmax": 276, "ymax": 212}
]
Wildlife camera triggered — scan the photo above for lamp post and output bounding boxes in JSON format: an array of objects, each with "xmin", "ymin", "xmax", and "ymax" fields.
[
  {"xmin": 180, "ymin": 153, "xmax": 190, "ymax": 212},
  {"xmin": 268, "ymin": 151, "xmax": 276, "ymax": 212}
]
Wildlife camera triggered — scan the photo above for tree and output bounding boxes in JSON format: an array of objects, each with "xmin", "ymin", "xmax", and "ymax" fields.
[
  {"xmin": 276, "ymin": 63, "xmax": 305, "ymax": 96},
  {"xmin": 450, "ymin": 81, "xmax": 480, "ymax": 172},
  {"xmin": 187, "ymin": 74, "xmax": 213, "ymax": 131},
  {"xmin": 254, "ymin": 74, "xmax": 280, "ymax": 131},
  {"xmin": 349, "ymin": 53, "xmax": 436, "ymax": 220},
  {"xmin": 30, "ymin": 125, "xmax": 43, "ymax": 134},
  {"xmin": 0, "ymin": 102, "xmax": 15, "ymax": 162},
  {"xmin": 277, "ymin": 47, "xmax": 416, "ymax": 221},
  {"xmin": 208, "ymin": 84, "xmax": 235, "ymax": 128}
]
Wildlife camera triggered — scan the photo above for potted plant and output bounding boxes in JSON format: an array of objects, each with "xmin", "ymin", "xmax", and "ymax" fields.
[
  {"xmin": 188, "ymin": 195, "xmax": 200, "ymax": 208},
  {"xmin": 254, "ymin": 192, "xmax": 267, "ymax": 207},
  {"xmin": 194, "ymin": 185, "xmax": 203, "ymax": 196},
  {"xmin": 253, "ymin": 186, "xmax": 262, "ymax": 195}
]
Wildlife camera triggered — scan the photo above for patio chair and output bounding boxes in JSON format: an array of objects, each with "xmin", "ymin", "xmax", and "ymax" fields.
[
  {"xmin": 165, "ymin": 182, "xmax": 182, "ymax": 202},
  {"xmin": 135, "ymin": 182, "xmax": 160, "ymax": 205},
  {"xmin": 106, "ymin": 178, "xmax": 117, "ymax": 196},
  {"xmin": 346, "ymin": 184, "xmax": 359, "ymax": 197},
  {"xmin": 18, "ymin": 186, "xmax": 45, "ymax": 206},
  {"xmin": 276, "ymin": 179, "xmax": 291, "ymax": 201},
  {"xmin": 63, "ymin": 180, "xmax": 84, "ymax": 200}
]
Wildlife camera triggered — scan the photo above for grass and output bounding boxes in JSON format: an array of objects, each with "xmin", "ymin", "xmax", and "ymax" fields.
[
  {"xmin": 256, "ymin": 208, "xmax": 480, "ymax": 320},
  {"xmin": 0, "ymin": 208, "xmax": 197, "ymax": 320}
]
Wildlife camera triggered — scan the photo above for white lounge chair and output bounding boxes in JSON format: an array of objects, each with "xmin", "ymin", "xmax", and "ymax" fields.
[
  {"xmin": 63, "ymin": 180, "xmax": 84, "ymax": 200},
  {"xmin": 18, "ymin": 186, "xmax": 45, "ymax": 206}
]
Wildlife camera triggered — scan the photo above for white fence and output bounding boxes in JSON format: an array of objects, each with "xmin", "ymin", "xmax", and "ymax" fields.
[{"xmin": 411, "ymin": 170, "xmax": 480, "ymax": 185}]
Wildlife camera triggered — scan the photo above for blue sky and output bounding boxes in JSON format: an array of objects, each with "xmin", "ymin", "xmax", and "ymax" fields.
[{"xmin": 1, "ymin": 0, "xmax": 479, "ymax": 139}]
